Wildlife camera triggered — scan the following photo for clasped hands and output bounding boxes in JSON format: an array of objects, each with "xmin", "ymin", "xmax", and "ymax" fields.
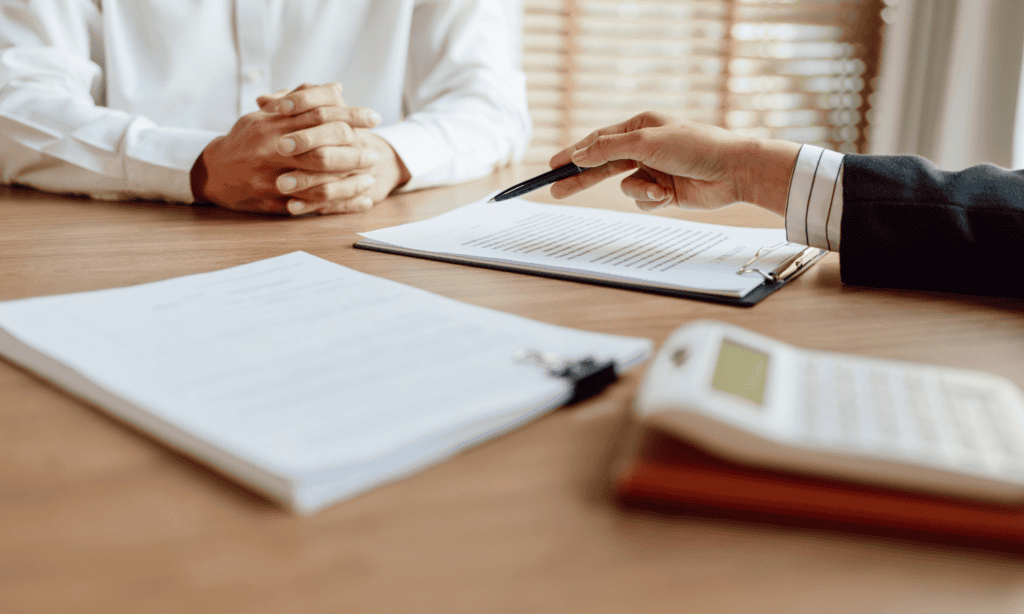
[{"xmin": 191, "ymin": 83, "xmax": 410, "ymax": 216}]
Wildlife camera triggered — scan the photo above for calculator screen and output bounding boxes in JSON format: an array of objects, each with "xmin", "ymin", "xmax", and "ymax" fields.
[{"xmin": 711, "ymin": 338, "xmax": 769, "ymax": 406}]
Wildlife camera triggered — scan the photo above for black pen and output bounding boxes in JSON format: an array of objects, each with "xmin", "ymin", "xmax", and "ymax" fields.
[{"xmin": 488, "ymin": 163, "xmax": 584, "ymax": 202}]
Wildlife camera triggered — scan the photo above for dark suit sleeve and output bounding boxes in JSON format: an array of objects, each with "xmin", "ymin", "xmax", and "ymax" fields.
[{"xmin": 840, "ymin": 154, "xmax": 1024, "ymax": 297}]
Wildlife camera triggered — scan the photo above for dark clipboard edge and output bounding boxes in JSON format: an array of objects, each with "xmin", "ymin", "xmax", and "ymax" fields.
[{"xmin": 353, "ymin": 240, "xmax": 825, "ymax": 307}]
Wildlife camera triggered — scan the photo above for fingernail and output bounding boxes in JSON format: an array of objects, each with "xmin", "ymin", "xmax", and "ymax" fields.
[
  {"xmin": 278, "ymin": 175, "xmax": 298, "ymax": 192},
  {"xmin": 278, "ymin": 138, "xmax": 296, "ymax": 154},
  {"xmin": 647, "ymin": 186, "xmax": 663, "ymax": 200},
  {"xmin": 360, "ymin": 175, "xmax": 376, "ymax": 188},
  {"xmin": 279, "ymin": 99, "xmax": 295, "ymax": 113},
  {"xmin": 355, "ymin": 197, "xmax": 373, "ymax": 210},
  {"xmin": 367, "ymin": 111, "xmax": 382, "ymax": 125},
  {"xmin": 287, "ymin": 200, "xmax": 309, "ymax": 215},
  {"xmin": 365, "ymin": 151, "xmax": 380, "ymax": 164}
]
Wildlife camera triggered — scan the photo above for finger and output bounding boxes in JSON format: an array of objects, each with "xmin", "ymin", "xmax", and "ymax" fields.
[
  {"xmin": 285, "ymin": 199, "xmax": 320, "ymax": 216},
  {"xmin": 635, "ymin": 199, "xmax": 671, "ymax": 211},
  {"xmin": 277, "ymin": 171, "xmax": 375, "ymax": 199},
  {"xmin": 287, "ymin": 194, "xmax": 374, "ymax": 215},
  {"xmin": 257, "ymin": 88, "xmax": 291, "ymax": 109},
  {"xmin": 277, "ymin": 112, "xmax": 380, "ymax": 154},
  {"xmin": 289, "ymin": 146, "xmax": 380, "ymax": 172},
  {"xmin": 549, "ymin": 145, "xmax": 579, "ymax": 169},
  {"xmin": 272, "ymin": 83, "xmax": 346, "ymax": 116},
  {"xmin": 278, "ymin": 121, "xmax": 355, "ymax": 154},
  {"xmin": 621, "ymin": 172, "xmax": 671, "ymax": 210},
  {"xmin": 313, "ymin": 195, "xmax": 376, "ymax": 215},
  {"xmin": 549, "ymin": 159, "xmax": 636, "ymax": 199},
  {"xmin": 548, "ymin": 115, "xmax": 648, "ymax": 168},
  {"xmin": 258, "ymin": 84, "xmax": 318, "ymax": 110},
  {"xmin": 570, "ymin": 131, "xmax": 654, "ymax": 169},
  {"xmin": 620, "ymin": 169, "xmax": 667, "ymax": 202},
  {"xmin": 288, "ymin": 105, "xmax": 381, "ymax": 131},
  {"xmin": 236, "ymin": 197, "xmax": 292, "ymax": 216}
]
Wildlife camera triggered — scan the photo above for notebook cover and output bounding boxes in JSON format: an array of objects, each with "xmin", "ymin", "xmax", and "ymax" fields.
[
  {"xmin": 354, "ymin": 241, "xmax": 817, "ymax": 307},
  {"xmin": 613, "ymin": 425, "xmax": 1024, "ymax": 550}
]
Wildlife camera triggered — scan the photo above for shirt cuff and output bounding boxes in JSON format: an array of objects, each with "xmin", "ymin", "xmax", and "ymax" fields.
[
  {"xmin": 370, "ymin": 122, "xmax": 447, "ymax": 193},
  {"xmin": 125, "ymin": 125, "xmax": 221, "ymax": 203},
  {"xmin": 784, "ymin": 144, "xmax": 846, "ymax": 251}
]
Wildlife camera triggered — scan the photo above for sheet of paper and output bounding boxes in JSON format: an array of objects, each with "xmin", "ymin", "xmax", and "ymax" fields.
[
  {"xmin": 0, "ymin": 252, "xmax": 650, "ymax": 475},
  {"xmin": 360, "ymin": 198, "xmax": 808, "ymax": 297}
]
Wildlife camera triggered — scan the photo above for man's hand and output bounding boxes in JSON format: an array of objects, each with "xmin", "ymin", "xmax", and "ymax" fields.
[
  {"xmin": 548, "ymin": 111, "xmax": 800, "ymax": 217},
  {"xmin": 191, "ymin": 83, "xmax": 407, "ymax": 215},
  {"xmin": 258, "ymin": 84, "xmax": 411, "ymax": 214}
]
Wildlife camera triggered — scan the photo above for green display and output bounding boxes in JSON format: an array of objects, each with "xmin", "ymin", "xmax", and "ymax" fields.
[{"xmin": 711, "ymin": 338, "xmax": 769, "ymax": 406}]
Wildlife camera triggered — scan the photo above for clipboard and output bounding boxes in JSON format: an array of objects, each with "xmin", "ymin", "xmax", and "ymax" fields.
[
  {"xmin": 0, "ymin": 252, "xmax": 652, "ymax": 514},
  {"xmin": 354, "ymin": 240, "xmax": 826, "ymax": 307},
  {"xmin": 611, "ymin": 424, "xmax": 1024, "ymax": 552}
]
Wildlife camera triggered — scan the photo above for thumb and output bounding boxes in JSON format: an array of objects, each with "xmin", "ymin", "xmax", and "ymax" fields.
[{"xmin": 570, "ymin": 132, "xmax": 648, "ymax": 169}]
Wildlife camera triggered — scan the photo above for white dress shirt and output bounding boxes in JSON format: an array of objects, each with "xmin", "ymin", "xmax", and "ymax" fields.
[
  {"xmin": 785, "ymin": 144, "xmax": 846, "ymax": 252},
  {"xmin": 0, "ymin": 0, "xmax": 531, "ymax": 203}
]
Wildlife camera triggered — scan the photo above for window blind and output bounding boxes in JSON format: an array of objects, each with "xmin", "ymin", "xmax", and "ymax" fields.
[{"xmin": 521, "ymin": 0, "xmax": 889, "ymax": 164}]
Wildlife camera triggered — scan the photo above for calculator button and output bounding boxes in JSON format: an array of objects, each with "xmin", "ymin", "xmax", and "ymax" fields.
[
  {"xmin": 900, "ymin": 373, "xmax": 942, "ymax": 450},
  {"xmin": 865, "ymin": 367, "xmax": 901, "ymax": 450},
  {"xmin": 800, "ymin": 360, "xmax": 821, "ymax": 438},
  {"xmin": 934, "ymin": 379, "xmax": 1000, "ymax": 472},
  {"xmin": 796, "ymin": 358, "xmax": 1024, "ymax": 485},
  {"xmin": 835, "ymin": 363, "xmax": 902, "ymax": 453},
  {"xmin": 832, "ymin": 364, "xmax": 860, "ymax": 444},
  {"xmin": 799, "ymin": 358, "xmax": 848, "ymax": 446},
  {"xmin": 988, "ymin": 400, "xmax": 1024, "ymax": 461},
  {"xmin": 944, "ymin": 379, "xmax": 1024, "ymax": 465}
]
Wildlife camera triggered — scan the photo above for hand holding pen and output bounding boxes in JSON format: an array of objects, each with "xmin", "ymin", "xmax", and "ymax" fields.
[
  {"xmin": 488, "ymin": 114, "xmax": 697, "ymax": 207},
  {"xmin": 490, "ymin": 113, "xmax": 682, "ymax": 205},
  {"xmin": 494, "ymin": 112, "xmax": 775, "ymax": 213},
  {"xmin": 544, "ymin": 112, "xmax": 778, "ymax": 213}
]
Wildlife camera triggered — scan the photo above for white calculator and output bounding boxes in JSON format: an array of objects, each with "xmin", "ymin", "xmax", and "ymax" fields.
[{"xmin": 635, "ymin": 320, "xmax": 1024, "ymax": 502}]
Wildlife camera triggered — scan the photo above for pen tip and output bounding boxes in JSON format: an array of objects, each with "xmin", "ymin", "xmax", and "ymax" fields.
[{"xmin": 487, "ymin": 198, "xmax": 496, "ymax": 203}]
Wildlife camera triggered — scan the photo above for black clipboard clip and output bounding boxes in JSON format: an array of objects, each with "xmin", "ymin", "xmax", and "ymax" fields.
[
  {"xmin": 514, "ymin": 350, "xmax": 618, "ymax": 406},
  {"xmin": 736, "ymin": 242, "xmax": 826, "ymax": 283}
]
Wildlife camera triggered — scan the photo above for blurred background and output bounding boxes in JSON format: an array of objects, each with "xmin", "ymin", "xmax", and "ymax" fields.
[{"xmin": 512, "ymin": 0, "xmax": 1024, "ymax": 172}]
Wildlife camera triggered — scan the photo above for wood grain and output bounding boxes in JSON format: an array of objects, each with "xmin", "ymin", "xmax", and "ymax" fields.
[{"xmin": 2, "ymin": 168, "xmax": 1024, "ymax": 614}]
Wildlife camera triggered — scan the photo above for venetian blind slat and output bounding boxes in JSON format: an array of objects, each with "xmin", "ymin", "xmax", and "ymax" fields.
[{"xmin": 521, "ymin": 0, "xmax": 887, "ymax": 164}]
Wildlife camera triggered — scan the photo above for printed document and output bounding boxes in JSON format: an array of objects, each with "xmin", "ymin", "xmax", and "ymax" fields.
[
  {"xmin": 359, "ymin": 198, "xmax": 810, "ymax": 298},
  {"xmin": 0, "ymin": 252, "xmax": 650, "ymax": 513}
]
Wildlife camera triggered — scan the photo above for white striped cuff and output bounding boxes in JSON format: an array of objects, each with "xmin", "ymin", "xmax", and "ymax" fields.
[{"xmin": 784, "ymin": 144, "xmax": 845, "ymax": 251}]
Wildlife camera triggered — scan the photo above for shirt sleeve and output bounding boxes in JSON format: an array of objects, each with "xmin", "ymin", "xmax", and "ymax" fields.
[
  {"xmin": 370, "ymin": 0, "xmax": 532, "ymax": 192},
  {"xmin": 784, "ymin": 144, "xmax": 846, "ymax": 251},
  {"xmin": 0, "ymin": 0, "xmax": 219, "ymax": 203}
]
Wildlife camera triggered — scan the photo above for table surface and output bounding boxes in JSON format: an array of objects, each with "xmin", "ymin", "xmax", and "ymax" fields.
[{"xmin": 3, "ymin": 166, "xmax": 1024, "ymax": 614}]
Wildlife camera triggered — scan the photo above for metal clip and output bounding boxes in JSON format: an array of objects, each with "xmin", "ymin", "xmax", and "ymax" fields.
[
  {"xmin": 514, "ymin": 349, "xmax": 619, "ymax": 406},
  {"xmin": 736, "ymin": 242, "xmax": 787, "ymax": 282}
]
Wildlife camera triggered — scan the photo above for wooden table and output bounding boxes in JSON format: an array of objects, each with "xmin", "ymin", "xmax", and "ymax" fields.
[{"xmin": 3, "ymin": 167, "xmax": 1024, "ymax": 613}]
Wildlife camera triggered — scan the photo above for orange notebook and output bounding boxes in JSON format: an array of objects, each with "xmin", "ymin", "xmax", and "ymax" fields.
[{"xmin": 612, "ymin": 425, "xmax": 1024, "ymax": 550}]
